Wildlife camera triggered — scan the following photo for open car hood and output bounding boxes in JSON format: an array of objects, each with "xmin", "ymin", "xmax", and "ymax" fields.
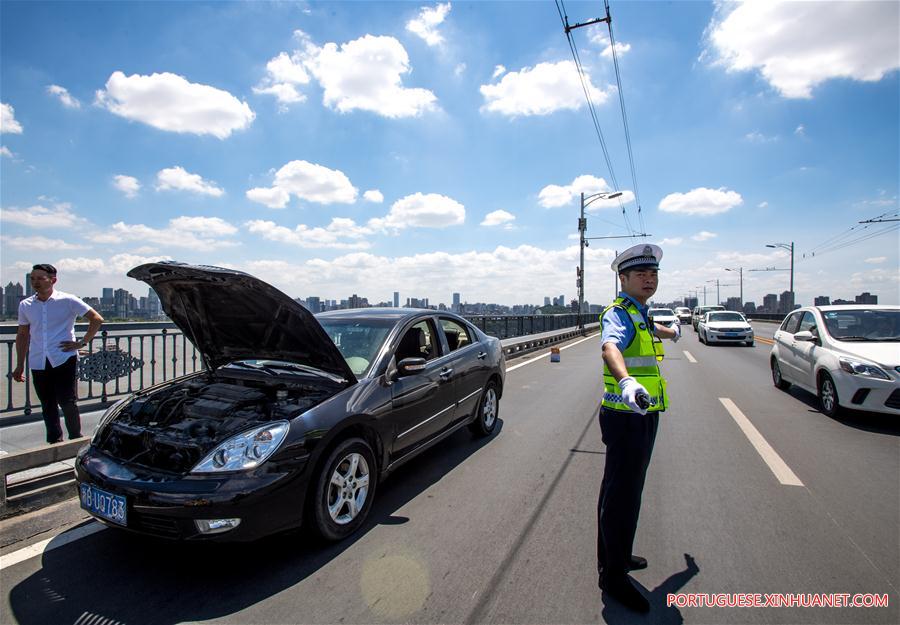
[{"xmin": 128, "ymin": 262, "xmax": 356, "ymax": 382}]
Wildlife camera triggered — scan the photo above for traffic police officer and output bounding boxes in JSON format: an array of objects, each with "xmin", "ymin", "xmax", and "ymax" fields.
[{"xmin": 597, "ymin": 243, "xmax": 679, "ymax": 613}]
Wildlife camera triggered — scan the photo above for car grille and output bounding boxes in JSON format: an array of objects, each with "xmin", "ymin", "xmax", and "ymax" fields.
[
  {"xmin": 886, "ymin": 389, "xmax": 900, "ymax": 410},
  {"xmin": 131, "ymin": 511, "xmax": 183, "ymax": 538}
]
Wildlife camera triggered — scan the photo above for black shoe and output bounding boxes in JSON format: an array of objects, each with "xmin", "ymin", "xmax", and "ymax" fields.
[
  {"xmin": 602, "ymin": 574, "xmax": 650, "ymax": 613},
  {"xmin": 48, "ymin": 438, "xmax": 63, "ymax": 444},
  {"xmin": 628, "ymin": 555, "xmax": 648, "ymax": 571}
]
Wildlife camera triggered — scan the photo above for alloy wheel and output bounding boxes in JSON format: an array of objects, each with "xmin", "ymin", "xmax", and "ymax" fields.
[{"xmin": 327, "ymin": 452, "xmax": 370, "ymax": 525}]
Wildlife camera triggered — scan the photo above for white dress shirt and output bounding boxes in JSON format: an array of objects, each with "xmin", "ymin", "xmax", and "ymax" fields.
[{"xmin": 18, "ymin": 290, "xmax": 92, "ymax": 370}]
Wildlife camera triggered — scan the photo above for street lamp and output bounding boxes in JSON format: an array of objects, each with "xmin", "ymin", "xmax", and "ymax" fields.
[
  {"xmin": 725, "ymin": 267, "xmax": 743, "ymax": 309},
  {"xmin": 578, "ymin": 191, "xmax": 623, "ymax": 328},
  {"xmin": 766, "ymin": 242, "xmax": 794, "ymax": 310}
]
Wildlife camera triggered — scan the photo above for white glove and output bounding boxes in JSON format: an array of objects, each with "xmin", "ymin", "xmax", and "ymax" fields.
[
  {"xmin": 672, "ymin": 322, "xmax": 681, "ymax": 343},
  {"xmin": 618, "ymin": 376, "xmax": 649, "ymax": 415}
]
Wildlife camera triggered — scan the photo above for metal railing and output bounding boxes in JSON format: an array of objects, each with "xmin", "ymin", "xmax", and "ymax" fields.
[{"xmin": 1, "ymin": 314, "xmax": 591, "ymax": 420}]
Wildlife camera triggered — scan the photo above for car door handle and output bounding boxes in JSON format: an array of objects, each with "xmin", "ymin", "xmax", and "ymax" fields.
[
  {"xmin": 439, "ymin": 368, "xmax": 453, "ymax": 380},
  {"xmin": 476, "ymin": 352, "xmax": 487, "ymax": 360}
]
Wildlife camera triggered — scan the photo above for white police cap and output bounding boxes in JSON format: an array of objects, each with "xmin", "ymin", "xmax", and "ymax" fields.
[{"xmin": 611, "ymin": 243, "xmax": 663, "ymax": 272}]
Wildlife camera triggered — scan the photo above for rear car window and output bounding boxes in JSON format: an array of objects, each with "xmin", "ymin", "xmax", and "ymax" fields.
[{"xmin": 440, "ymin": 318, "xmax": 473, "ymax": 352}]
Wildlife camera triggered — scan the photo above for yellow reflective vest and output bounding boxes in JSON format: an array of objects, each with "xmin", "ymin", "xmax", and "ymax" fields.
[{"xmin": 600, "ymin": 297, "xmax": 669, "ymax": 413}]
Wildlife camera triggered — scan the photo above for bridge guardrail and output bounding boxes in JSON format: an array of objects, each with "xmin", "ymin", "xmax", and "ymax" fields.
[{"xmin": 0, "ymin": 322, "xmax": 599, "ymax": 519}]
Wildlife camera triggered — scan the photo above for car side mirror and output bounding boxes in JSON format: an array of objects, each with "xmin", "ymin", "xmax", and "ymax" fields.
[
  {"xmin": 794, "ymin": 330, "xmax": 815, "ymax": 342},
  {"xmin": 397, "ymin": 357, "xmax": 427, "ymax": 376}
]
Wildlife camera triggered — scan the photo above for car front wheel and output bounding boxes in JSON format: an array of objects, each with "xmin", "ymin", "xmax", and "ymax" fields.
[
  {"xmin": 311, "ymin": 437, "xmax": 377, "ymax": 541},
  {"xmin": 469, "ymin": 380, "xmax": 500, "ymax": 437},
  {"xmin": 818, "ymin": 373, "xmax": 842, "ymax": 418},
  {"xmin": 771, "ymin": 359, "xmax": 790, "ymax": 390}
]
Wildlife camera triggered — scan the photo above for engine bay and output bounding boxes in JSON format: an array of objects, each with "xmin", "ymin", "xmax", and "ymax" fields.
[{"xmin": 94, "ymin": 375, "xmax": 335, "ymax": 474}]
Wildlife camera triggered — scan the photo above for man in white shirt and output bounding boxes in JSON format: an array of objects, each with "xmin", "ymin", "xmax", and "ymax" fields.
[{"xmin": 12, "ymin": 264, "xmax": 104, "ymax": 443}]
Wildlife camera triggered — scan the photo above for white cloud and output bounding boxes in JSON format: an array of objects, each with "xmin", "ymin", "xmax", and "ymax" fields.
[
  {"xmin": 0, "ymin": 146, "xmax": 12, "ymax": 158},
  {"xmin": 363, "ymin": 189, "xmax": 384, "ymax": 203},
  {"xmin": 480, "ymin": 61, "xmax": 610, "ymax": 117},
  {"xmin": 155, "ymin": 166, "xmax": 224, "ymax": 197},
  {"xmin": 538, "ymin": 175, "xmax": 634, "ymax": 210},
  {"xmin": 90, "ymin": 217, "xmax": 239, "ymax": 251},
  {"xmin": 406, "ymin": 2, "xmax": 452, "ymax": 47},
  {"xmin": 794, "ymin": 124, "xmax": 806, "ymax": 137},
  {"xmin": 758, "ymin": 201, "xmax": 769, "ymax": 208},
  {"xmin": 589, "ymin": 29, "xmax": 632, "ymax": 59},
  {"xmin": 95, "ymin": 71, "xmax": 255, "ymax": 138},
  {"xmin": 253, "ymin": 51, "xmax": 310, "ymax": 106},
  {"xmin": 113, "ymin": 175, "xmax": 141, "ymax": 199},
  {"xmin": 706, "ymin": 2, "xmax": 900, "ymax": 98},
  {"xmin": 692, "ymin": 231, "xmax": 718, "ymax": 242},
  {"xmin": 0, "ymin": 203, "xmax": 85, "ymax": 228},
  {"xmin": 865, "ymin": 257, "xmax": 887, "ymax": 264},
  {"xmin": 745, "ymin": 131, "xmax": 778, "ymax": 143},
  {"xmin": 659, "ymin": 237, "xmax": 683, "ymax": 246},
  {"xmin": 454, "ymin": 63, "xmax": 466, "ymax": 77},
  {"xmin": 369, "ymin": 192, "xmax": 465, "ymax": 230},
  {"xmin": 1, "ymin": 102, "xmax": 23, "ymax": 134},
  {"xmin": 480, "ymin": 209, "xmax": 515, "ymax": 227},
  {"xmin": 1, "ymin": 235, "xmax": 90, "ymax": 250},
  {"xmin": 245, "ymin": 218, "xmax": 371, "ymax": 250},
  {"xmin": 246, "ymin": 160, "xmax": 357, "ymax": 208},
  {"xmin": 46, "ymin": 85, "xmax": 81, "ymax": 109},
  {"xmin": 492, "ymin": 65, "xmax": 506, "ymax": 79},
  {"xmin": 54, "ymin": 253, "xmax": 172, "ymax": 275},
  {"xmin": 299, "ymin": 33, "xmax": 438, "ymax": 118},
  {"xmin": 659, "ymin": 187, "xmax": 743, "ymax": 216}
]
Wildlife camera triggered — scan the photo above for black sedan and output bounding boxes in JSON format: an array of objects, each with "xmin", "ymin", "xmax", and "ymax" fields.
[{"xmin": 75, "ymin": 262, "xmax": 505, "ymax": 541}]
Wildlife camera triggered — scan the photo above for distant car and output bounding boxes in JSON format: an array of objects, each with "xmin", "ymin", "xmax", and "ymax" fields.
[
  {"xmin": 692, "ymin": 305, "xmax": 725, "ymax": 331},
  {"xmin": 769, "ymin": 305, "xmax": 900, "ymax": 417},
  {"xmin": 698, "ymin": 311, "xmax": 754, "ymax": 346},
  {"xmin": 76, "ymin": 262, "xmax": 506, "ymax": 542},
  {"xmin": 649, "ymin": 307, "xmax": 679, "ymax": 328},
  {"xmin": 674, "ymin": 307, "xmax": 693, "ymax": 325}
]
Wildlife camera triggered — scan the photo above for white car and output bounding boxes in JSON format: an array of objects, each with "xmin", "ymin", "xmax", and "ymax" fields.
[
  {"xmin": 698, "ymin": 311, "xmax": 754, "ymax": 346},
  {"xmin": 674, "ymin": 306, "xmax": 693, "ymax": 325},
  {"xmin": 769, "ymin": 305, "xmax": 900, "ymax": 417},
  {"xmin": 649, "ymin": 307, "xmax": 679, "ymax": 328}
]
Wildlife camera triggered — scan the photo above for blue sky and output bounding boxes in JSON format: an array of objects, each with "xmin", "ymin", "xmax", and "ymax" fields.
[{"xmin": 1, "ymin": 1, "xmax": 898, "ymax": 308}]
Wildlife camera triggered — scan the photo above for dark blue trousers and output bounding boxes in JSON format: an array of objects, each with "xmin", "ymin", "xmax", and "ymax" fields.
[{"xmin": 597, "ymin": 406, "xmax": 659, "ymax": 578}]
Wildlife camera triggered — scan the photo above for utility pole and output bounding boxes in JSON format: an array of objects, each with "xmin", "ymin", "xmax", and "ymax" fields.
[
  {"xmin": 577, "ymin": 191, "xmax": 631, "ymax": 329},
  {"xmin": 725, "ymin": 267, "xmax": 743, "ymax": 309}
]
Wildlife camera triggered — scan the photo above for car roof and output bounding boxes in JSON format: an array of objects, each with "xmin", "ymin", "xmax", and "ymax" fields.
[
  {"xmin": 812, "ymin": 305, "xmax": 899, "ymax": 312},
  {"xmin": 316, "ymin": 307, "xmax": 470, "ymax": 323}
]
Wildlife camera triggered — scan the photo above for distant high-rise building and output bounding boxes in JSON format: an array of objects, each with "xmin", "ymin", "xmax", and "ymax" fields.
[
  {"xmin": 779, "ymin": 291, "xmax": 795, "ymax": 314},
  {"xmin": 814, "ymin": 296, "xmax": 830, "ymax": 306},
  {"xmin": 0, "ymin": 284, "xmax": 4, "ymax": 316},
  {"xmin": 306, "ymin": 296, "xmax": 321, "ymax": 313},
  {"xmin": 393, "ymin": 291, "xmax": 399, "ymax": 308},
  {"xmin": 725, "ymin": 297, "xmax": 742, "ymax": 311},
  {"xmin": 544, "ymin": 296, "xmax": 551, "ymax": 307},
  {"xmin": 101, "ymin": 287, "xmax": 115, "ymax": 316},
  {"xmin": 855, "ymin": 292, "xmax": 878, "ymax": 304},
  {"xmin": 743, "ymin": 302, "xmax": 756, "ymax": 315},
  {"xmin": 147, "ymin": 288, "xmax": 161, "ymax": 318},
  {"xmin": 685, "ymin": 296, "xmax": 698, "ymax": 309},
  {"xmin": 4, "ymin": 282, "xmax": 24, "ymax": 318},
  {"xmin": 762, "ymin": 293, "xmax": 778, "ymax": 313},
  {"xmin": 452, "ymin": 292, "xmax": 460, "ymax": 313},
  {"xmin": 24, "ymin": 273, "xmax": 33, "ymax": 298}
]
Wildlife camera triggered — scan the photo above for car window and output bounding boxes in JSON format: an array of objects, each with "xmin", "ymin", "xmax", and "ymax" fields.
[
  {"xmin": 708, "ymin": 312, "xmax": 745, "ymax": 322},
  {"xmin": 781, "ymin": 312, "xmax": 803, "ymax": 334},
  {"xmin": 649, "ymin": 309, "xmax": 675, "ymax": 317},
  {"xmin": 318, "ymin": 319, "xmax": 394, "ymax": 377},
  {"xmin": 798, "ymin": 311, "xmax": 818, "ymax": 334},
  {"xmin": 822, "ymin": 309, "xmax": 899, "ymax": 341},
  {"xmin": 440, "ymin": 318, "xmax": 473, "ymax": 352},
  {"xmin": 396, "ymin": 319, "xmax": 440, "ymax": 362}
]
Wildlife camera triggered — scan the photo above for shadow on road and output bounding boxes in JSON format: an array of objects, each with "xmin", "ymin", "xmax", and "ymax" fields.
[
  {"xmin": 601, "ymin": 553, "xmax": 699, "ymax": 624},
  {"xmin": 782, "ymin": 387, "xmax": 900, "ymax": 436},
  {"xmin": 7, "ymin": 420, "xmax": 504, "ymax": 625}
]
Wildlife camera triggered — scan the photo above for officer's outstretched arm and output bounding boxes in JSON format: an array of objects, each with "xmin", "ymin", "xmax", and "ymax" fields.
[{"xmin": 602, "ymin": 342, "xmax": 629, "ymax": 382}]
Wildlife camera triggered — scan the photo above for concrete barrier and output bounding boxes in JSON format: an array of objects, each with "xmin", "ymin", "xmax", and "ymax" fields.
[{"xmin": 0, "ymin": 438, "xmax": 88, "ymax": 519}]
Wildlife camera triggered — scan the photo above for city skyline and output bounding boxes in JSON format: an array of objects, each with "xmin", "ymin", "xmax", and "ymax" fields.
[{"xmin": 1, "ymin": 2, "xmax": 897, "ymax": 307}]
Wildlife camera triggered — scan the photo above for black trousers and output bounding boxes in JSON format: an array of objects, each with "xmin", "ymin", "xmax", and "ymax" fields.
[
  {"xmin": 597, "ymin": 406, "xmax": 659, "ymax": 578},
  {"xmin": 31, "ymin": 356, "xmax": 81, "ymax": 443}
]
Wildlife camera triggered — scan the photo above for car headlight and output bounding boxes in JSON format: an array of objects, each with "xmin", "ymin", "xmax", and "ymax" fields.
[
  {"xmin": 191, "ymin": 421, "xmax": 289, "ymax": 473},
  {"xmin": 91, "ymin": 397, "xmax": 131, "ymax": 443},
  {"xmin": 838, "ymin": 357, "xmax": 891, "ymax": 380}
]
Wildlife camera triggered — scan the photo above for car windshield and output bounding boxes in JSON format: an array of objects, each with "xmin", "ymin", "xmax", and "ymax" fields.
[
  {"xmin": 820, "ymin": 309, "xmax": 900, "ymax": 342},
  {"xmin": 317, "ymin": 319, "xmax": 394, "ymax": 376},
  {"xmin": 675, "ymin": 308, "xmax": 691, "ymax": 314},
  {"xmin": 708, "ymin": 312, "xmax": 745, "ymax": 322},
  {"xmin": 650, "ymin": 309, "xmax": 675, "ymax": 317}
]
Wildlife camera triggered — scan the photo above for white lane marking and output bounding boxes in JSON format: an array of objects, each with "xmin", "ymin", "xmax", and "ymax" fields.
[
  {"xmin": 719, "ymin": 398, "xmax": 804, "ymax": 487},
  {"xmin": 683, "ymin": 350, "xmax": 697, "ymax": 363},
  {"xmin": 0, "ymin": 521, "xmax": 106, "ymax": 570},
  {"xmin": 506, "ymin": 335, "xmax": 595, "ymax": 372}
]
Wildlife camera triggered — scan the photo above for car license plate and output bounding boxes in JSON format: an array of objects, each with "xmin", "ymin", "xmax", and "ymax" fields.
[
  {"xmin": 79, "ymin": 483, "xmax": 127, "ymax": 526},
  {"xmin": 725, "ymin": 332, "xmax": 740, "ymax": 337}
]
